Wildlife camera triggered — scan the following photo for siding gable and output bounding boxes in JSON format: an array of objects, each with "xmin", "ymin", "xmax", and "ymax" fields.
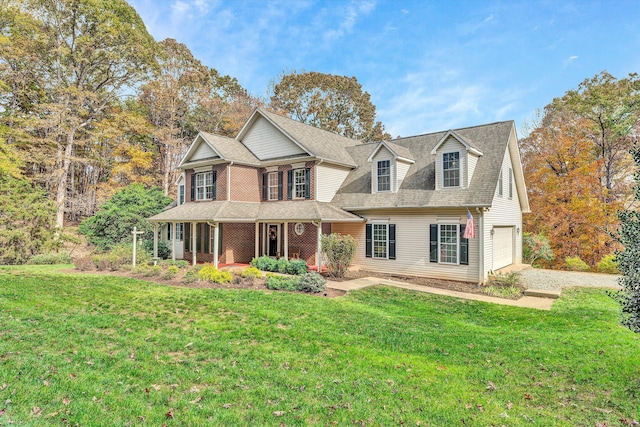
[
  {"xmin": 435, "ymin": 136, "xmax": 467, "ymax": 190},
  {"xmin": 191, "ymin": 140, "xmax": 218, "ymax": 161},
  {"xmin": 316, "ymin": 163, "xmax": 351, "ymax": 202},
  {"xmin": 371, "ymin": 145, "xmax": 394, "ymax": 193},
  {"xmin": 240, "ymin": 116, "xmax": 307, "ymax": 160}
]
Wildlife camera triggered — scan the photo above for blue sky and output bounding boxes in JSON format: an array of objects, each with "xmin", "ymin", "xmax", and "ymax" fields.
[{"xmin": 128, "ymin": 0, "xmax": 640, "ymax": 138}]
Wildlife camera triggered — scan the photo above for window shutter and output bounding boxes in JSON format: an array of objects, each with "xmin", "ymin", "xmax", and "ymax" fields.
[
  {"xmin": 430, "ymin": 224, "xmax": 438, "ymax": 263},
  {"xmin": 460, "ymin": 225, "xmax": 469, "ymax": 265},
  {"xmin": 196, "ymin": 223, "xmax": 201, "ymax": 252},
  {"xmin": 218, "ymin": 223, "xmax": 223, "ymax": 256},
  {"xmin": 389, "ymin": 224, "xmax": 396, "ymax": 260},
  {"xmin": 305, "ymin": 168, "xmax": 311, "ymax": 199},
  {"xmin": 185, "ymin": 223, "xmax": 191, "ymax": 252},
  {"xmin": 287, "ymin": 170, "xmax": 293, "ymax": 200},
  {"xmin": 190, "ymin": 173, "xmax": 195, "ymax": 201},
  {"xmin": 212, "ymin": 170, "xmax": 217, "ymax": 200},
  {"xmin": 204, "ymin": 224, "xmax": 210, "ymax": 254},
  {"xmin": 278, "ymin": 171, "xmax": 283, "ymax": 200},
  {"xmin": 365, "ymin": 224, "xmax": 372, "ymax": 258},
  {"xmin": 262, "ymin": 173, "xmax": 267, "ymax": 201}
]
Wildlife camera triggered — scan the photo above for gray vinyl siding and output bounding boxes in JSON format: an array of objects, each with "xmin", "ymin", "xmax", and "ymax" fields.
[
  {"xmin": 316, "ymin": 163, "xmax": 351, "ymax": 202},
  {"xmin": 240, "ymin": 116, "xmax": 306, "ymax": 160},
  {"xmin": 396, "ymin": 160, "xmax": 411, "ymax": 189},
  {"xmin": 371, "ymin": 146, "xmax": 395, "ymax": 193},
  {"xmin": 435, "ymin": 137, "xmax": 467, "ymax": 190},
  {"xmin": 333, "ymin": 209, "xmax": 479, "ymax": 282},
  {"xmin": 467, "ymin": 153, "xmax": 479, "ymax": 187},
  {"xmin": 191, "ymin": 141, "xmax": 218, "ymax": 161}
]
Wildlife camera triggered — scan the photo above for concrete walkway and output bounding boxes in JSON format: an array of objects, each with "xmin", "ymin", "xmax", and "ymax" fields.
[{"xmin": 326, "ymin": 277, "xmax": 556, "ymax": 310}]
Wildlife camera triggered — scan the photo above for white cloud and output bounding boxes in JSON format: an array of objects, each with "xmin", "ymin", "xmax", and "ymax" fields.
[
  {"xmin": 484, "ymin": 14, "xmax": 494, "ymax": 23},
  {"xmin": 324, "ymin": 1, "xmax": 376, "ymax": 41}
]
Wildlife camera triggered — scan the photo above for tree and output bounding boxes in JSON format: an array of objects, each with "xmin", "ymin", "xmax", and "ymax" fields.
[
  {"xmin": 615, "ymin": 145, "xmax": 640, "ymax": 333},
  {"xmin": 78, "ymin": 183, "xmax": 172, "ymax": 250},
  {"xmin": 270, "ymin": 71, "xmax": 390, "ymax": 142},
  {"xmin": 0, "ymin": 174, "xmax": 61, "ymax": 264},
  {"xmin": 321, "ymin": 233, "xmax": 358, "ymax": 278}
]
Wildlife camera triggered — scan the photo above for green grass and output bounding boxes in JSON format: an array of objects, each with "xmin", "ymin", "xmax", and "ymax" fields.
[{"xmin": 0, "ymin": 265, "xmax": 639, "ymax": 426}]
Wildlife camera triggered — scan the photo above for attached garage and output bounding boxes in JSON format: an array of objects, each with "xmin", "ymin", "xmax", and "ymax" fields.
[{"xmin": 492, "ymin": 226, "xmax": 514, "ymax": 270}]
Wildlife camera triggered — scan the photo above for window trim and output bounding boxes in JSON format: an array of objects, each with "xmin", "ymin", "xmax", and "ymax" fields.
[
  {"xmin": 438, "ymin": 223, "xmax": 459, "ymax": 265},
  {"xmin": 176, "ymin": 223, "xmax": 184, "ymax": 241},
  {"xmin": 376, "ymin": 159, "xmax": 391, "ymax": 192},
  {"xmin": 293, "ymin": 168, "xmax": 307, "ymax": 199},
  {"xmin": 267, "ymin": 172, "xmax": 279, "ymax": 201},
  {"xmin": 372, "ymin": 223, "xmax": 389, "ymax": 259},
  {"xmin": 195, "ymin": 171, "xmax": 214, "ymax": 200},
  {"xmin": 179, "ymin": 185, "xmax": 185, "ymax": 204},
  {"xmin": 442, "ymin": 151, "xmax": 461, "ymax": 188}
]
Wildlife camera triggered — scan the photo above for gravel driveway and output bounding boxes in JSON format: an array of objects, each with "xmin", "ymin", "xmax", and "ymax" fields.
[{"xmin": 520, "ymin": 268, "xmax": 621, "ymax": 291}]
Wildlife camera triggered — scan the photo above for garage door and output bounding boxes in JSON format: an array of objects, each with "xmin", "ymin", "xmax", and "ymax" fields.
[{"xmin": 493, "ymin": 226, "xmax": 514, "ymax": 270}]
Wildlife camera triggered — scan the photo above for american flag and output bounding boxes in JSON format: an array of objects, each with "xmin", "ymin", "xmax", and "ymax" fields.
[{"xmin": 463, "ymin": 209, "xmax": 476, "ymax": 239}]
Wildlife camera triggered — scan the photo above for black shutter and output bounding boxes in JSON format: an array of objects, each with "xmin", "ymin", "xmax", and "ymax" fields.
[
  {"xmin": 212, "ymin": 170, "xmax": 217, "ymax": 200},
  {"xmin": 190, "ymin": 173, "xmax": 195, "ymax": 201},
  {"xmin": 287, "ymin": 170, "xmax": 293, "ymax": 199},
  {"xmin": 460, "ymin": 225, "xmax": 469, "ymax": 265},
  {"xmin": 262, "ymin": 173, "xmax": 267, "ymax": 201},
  {"xmin": 204, "ymin": 224, "xmax": 210, "ymax": 254},
  {"xmin": 388, "ymin": 224, "xmax": 396, "ymax": 260},
  {"xmin": 278, "ymin": 171, "xmax": 283, "ymax": 200},
  {"xmin": 218, "ymin": 223, "xmax": 223, "ymax": 256},
  {"xmin": 185, "ymin": 223, "xmax": 191, "ymax": 252},
  {"xmin": 196, "ymin": 223, "xmax": 201, "ymax": 252},
  {"xmin": 365, "ymin": 224, "xmax": 372, "ymax": 258},
  {"xmin": 430, "ymin": 224, "xmax": 438, "ymax": 263},
  {"xmin": 305, "ymin": 168, "xmax": 311, "ymax": 199}
]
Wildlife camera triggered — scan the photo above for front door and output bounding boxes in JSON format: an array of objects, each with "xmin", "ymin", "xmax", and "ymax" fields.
[{"xmin": 267, "ymin": 224, "xmax": 280, "ymax": 257}]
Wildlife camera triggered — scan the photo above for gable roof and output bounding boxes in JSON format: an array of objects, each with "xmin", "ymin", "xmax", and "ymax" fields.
[
  {"xmin": 238, "ymin": 109, "xmax": 359, "ymax": 168},
  {"xmin": 430, "ymin": 129, "xmax": 483, "ymax": 156},
  {"xmin": 332, "ymin": 120, "xmax": 529, "ymax": 212},
  {"xmin": 367, "ymin": 140, "xmax": 415, "ymax": 163},
  {"xmin": 179, "ymin": 132, "xmax": 260, "ymax": 169}
]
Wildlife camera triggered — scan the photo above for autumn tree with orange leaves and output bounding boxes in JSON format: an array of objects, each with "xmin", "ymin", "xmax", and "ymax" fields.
[{"xmin": 521, "ymin": 72, "xmax": 640, "ymax": 269}]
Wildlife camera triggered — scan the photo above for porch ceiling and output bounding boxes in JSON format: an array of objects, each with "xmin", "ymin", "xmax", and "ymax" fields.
[{"xmin": 149, "ymin": 200, "xmax": 364, "ymax": 223}]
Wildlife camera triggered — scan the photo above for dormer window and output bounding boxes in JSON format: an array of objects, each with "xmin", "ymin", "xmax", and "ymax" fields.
[
  {"xmin": 377, "ymin": 160, "xmax": 391, "ymax": 192},
  {"xmin": 196, "ymin": 171, "xmax": 214, "ymax": 200},
  {"xmin": 442, "ymin": 152, "xmax": 460, "ymax": 188}
]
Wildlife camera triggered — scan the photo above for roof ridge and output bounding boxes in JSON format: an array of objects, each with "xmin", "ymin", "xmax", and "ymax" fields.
[{"xmin": 390, "ymin": 120, "xmax": 514, "ymax": 141}]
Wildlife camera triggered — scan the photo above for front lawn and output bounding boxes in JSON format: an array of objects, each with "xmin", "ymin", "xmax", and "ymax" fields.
[{"xmin": 0, "ymin": 266, "xmax": 638, "ymax": 426}]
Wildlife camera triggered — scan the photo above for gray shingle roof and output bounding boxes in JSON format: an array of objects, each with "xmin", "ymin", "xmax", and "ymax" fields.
[
  {"xmin": 149, "ymin": 200, "xmax": 364, "ymax": 223},
  {"xmin": 379, "ymin": 140, "xmax": 414, "ymax": 162},
  {"xmin": 258, "ymin": 109, "xmax": 359, "ymax": 167},
  {"xmin": 332, "ymin": 121, "xmax": 515, "ymax": 209},
  {"xmin": 200, "ymin": 132, "xmax": 260, "ymax": 166}
]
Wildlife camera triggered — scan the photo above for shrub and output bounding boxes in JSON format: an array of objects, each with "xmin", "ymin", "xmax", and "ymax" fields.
[
  {"xmin": 276, "ymin": 257, "xmax": 290, "ymax": 273},
  {"xmin": 162, "ymin": 265, "xmax": 180, "ymax": 279},
  {"xmin": 251, "ymin": 255, "xmax": 280, "ymax": 272},
  {"xmin": 523, "ymin": 232, "xmax": 554, "ymax": 266},
  {"xmin": 74, "ymin": 255, "xmax": 95, "ymax": 271},
  {"xmin": 241, "ymin": 267, "xmax": 262, "ymax": 280},
  {"xmin": 27, "ymin": 252, "xmax": 73, "ymax": 265},
  {"xmin": 565, "ymin": 256, "xmax": 590, "ymax": 272},
  {"xmin": 160, "ymin": 259, "xmax": 190, "ymax": 269},
  {"xmin": 482, "ymin": 285, "xmax": 521, "ymax": 299},
  {"xmin": 287, "ymin": 259, "xmax": 308, "ymax": 275},
  {"xmin": 297, "ymin": 272, "xmax": 327, "ymax": 293},
  {"xmin": 321, "ymin": 233, "xmax": 357, "ymax": 278},
  {"xmin": 94, "ymin": 243, "xmax": 151, "ymax": 271},
  {"xmin": 143, "ymin": 265, "xmax": 163, "ymax": 277},
  {"xmin": 183, "ymin": 267, "xmax": 200, "ymax": 284},
  {"xmin": 266, "ymin": 275, "xmax": 300, "ymax": 291},
  {"xmin": 142, "ymin": 239, "xmax": 172, "ymax": 260},
  {"xmin": 597, "ymin": 254, "xmax": 619, "ymax": 274},
  {"xmin": 198, "ymin": 263, "xmax": 232, "ymax": 284},
  {"xmin": 489, "ymin": 272, "xmax": 521, "ymax": 287}
]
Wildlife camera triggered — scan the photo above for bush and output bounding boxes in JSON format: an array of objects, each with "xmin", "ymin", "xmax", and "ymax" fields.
[
  {"xmin": 162, "ymin": 265, "xmax": 180, "ymax": 279},
  {"xmin": 489, "ymin": 272, "xmax": 521, "ymax": 287},
  {"xmin": 241, "ymin": 267, "xmax": 262, "ymax": 279},
  {"xmin": 159, "ymin": 259, "xmax": 190, "ymax": 269},
  {"xmin": 251, "ymin": 255, "xmax": 279, "ymax": 272},
  {"xmin": 482, "ymin": 285, "xmax": 521, "ymax": 299},
  {"xmin": 266, "ymin": 275, "xmax": 300, "ymax": 291},
  {"xmin": 523, "ymin": 232, "xmax": 554, "ymax": 266},
  {"xmin": 321, "ymin": 233, "xmax": 357, "ymax": 278},
  {"xmin": 198, "ymin": 263, "xmax": 232, "ymax": 284},
  {"xmin": 142, "ymin": 239, "xmax": 171, "ymax": 260},
  {"xmin": 276, "ymin": 257, "xmax": 290, "ymax": 273},
  {"xmin": 28, "ymin": 252, "xmax": 72, "ymax": 265},
  {"xmin": 297, "ymin": 272, "xmax": 327, "ymax": 293},
  {"xmin": 183, "ymin": 266, "xmax": 201, "ymax": 284},
  {"xmin": 597, "ymin": 254, "xmax": 619, "ymax": 274},
  {"xmin": 565, "ymin": 256, "xmax": 590, "ymax": 272},
  {"xmin": 143, "ymin": 265, "xmax": 163, "ymax": 277},
  {"xmin": 287, "ymin": 259, "xmax": 308, "ymax": 275},
  {"xmin": 74, "ymin": 255, "xmax": 95, "ymax": 271}
]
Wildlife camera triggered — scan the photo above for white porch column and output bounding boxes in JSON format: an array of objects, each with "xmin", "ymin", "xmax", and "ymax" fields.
[
  {"xmin": 171, "ymin": 222, "xmax": 176, "ymax": 261},
  {"xmin": 283, "ymin": 222, "xmax": 289, "ymax": 259},
  {"xmin": 153, "ymin": 223, "xmax": 159, "ymax": 259},
  {"xmin": 192, "ymin": 221, "xmax": 197, "ymax": 266},
  {"xmin": 316, "ymin": 221, "xmax": 322, "ymax": 271},
  {"xmin": 213, "ymin": 222, "xmax": 219, "ymax": 269},
  {"xmin": 255, "ymin": 222, "xmax": 259, "ymax": 259}
]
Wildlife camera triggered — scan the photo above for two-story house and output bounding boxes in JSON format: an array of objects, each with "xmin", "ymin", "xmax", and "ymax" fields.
[{"xmin": 149, "ymin": 108, "xmax": 529, "ymax": 283}]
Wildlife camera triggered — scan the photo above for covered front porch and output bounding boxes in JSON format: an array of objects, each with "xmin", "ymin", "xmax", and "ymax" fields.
[{"xmin": 148, "ymin": 200, "xmax": 364, "ymax": 270}]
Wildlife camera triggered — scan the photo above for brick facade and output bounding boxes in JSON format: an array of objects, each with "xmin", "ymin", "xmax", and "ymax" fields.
[
  {"xmin": 229, "ymin": 165, "xmax": 261, "ymax": 202},
  {"xmin": 184, "ymin": 164, "xmax": 228, "ymax": 202}
]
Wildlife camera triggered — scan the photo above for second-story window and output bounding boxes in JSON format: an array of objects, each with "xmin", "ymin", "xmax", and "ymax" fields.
[
  {"xmin": 442, "ymin": 152, "xmax": 460, "ymax": 188},
  {"xmin": 268, "ymin": 172, "xmax": 279, "ymax": 200},
  {"xmin": 196, "ymin": 171, "xmax": 214, "ymax": 200},
  {"xmin": 179, "ymin": 185, "xmax": 185, "ymax": 204},
  {"xmin": 377, "ymin": 160, "xmax": 391, "ymax": 192},
  {"xmin": 294, "ymin": 169, "xmax": 307, "ymax": 199}
]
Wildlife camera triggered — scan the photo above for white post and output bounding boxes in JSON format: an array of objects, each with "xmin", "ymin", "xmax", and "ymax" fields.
[
  {"xmin": 131, "ymin": 226, "xmax": 144, "ymax": 267},
  {"xmin": 283, "ymin": 222, "xmax": 289, "ymax": 260},
  {"xmin": 316, "ymin": 221, "xmax": 322, "ymax": 271},
  {"xmin": 172, "ymin": 222, "xmax": 176, "ymax": 261},
  {"xmin": 254, "ymin": 222, "xmax": 259, "ymax": 259},
  {"xmin": 153, "ymin": 223, "xmax": 159, "ymax": 261},
  {"xmin": 213, "ymin": 223, "xmax": 219, "ymax": 269},
  {"xmin": 192, "ymin": 221, "xmax": 197, "ymax": 266}
]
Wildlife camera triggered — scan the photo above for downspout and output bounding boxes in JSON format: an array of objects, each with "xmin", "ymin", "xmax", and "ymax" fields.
[
  {"xmin": 476, "ymin": 207, "xmax": 485, "ymax": 284},
  {"xmin": 227, "ymin": 161, "xmax": 233, "ymax": 201}
]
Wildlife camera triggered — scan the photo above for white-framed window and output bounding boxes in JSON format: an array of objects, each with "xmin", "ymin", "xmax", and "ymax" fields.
[
  {"xmin": 439, "ymin": 224, "xmax": 459, "ymax": 264},
  {"xmin": 294, "ymin": 168, "xmax": 307, "ymax": 199},
  {"xmin": 176, "ymin": 223, "xmax": 184, "ymax": 240},
  {"xmin": 373, "ymin": 223, "xmax": 388, "ymax": 259},
  {"xmin": 508, "ymin": 167, "xmax": 513, "ymax": 199},
  {"xmin": 442, "ymin": 152, "xmax": 460, "ymax": 188},
  {"xmin": 196, "ymin": 171, "xmax": 213, "ymax": 200},
  {"xmin": 377, "ymin": 160, "xmax": 391, "ymax": 192},
  {"xmin": 294, "ymin": 222, "xmax": 305, "ymax": 235},
  {"xmin": 268, "ymin": 172, "xmax": 279, "ymax": 201},
  {"xmin": 498, "ymin": 169, "xmax": 503, "ymax": 197},
  {"xmin": 179, "ymin": 184, "xmax": 185, "ymax": 204}
]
